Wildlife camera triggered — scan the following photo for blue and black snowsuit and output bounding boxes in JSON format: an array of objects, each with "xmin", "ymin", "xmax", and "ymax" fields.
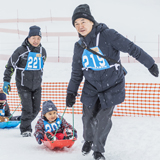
[
  {"xmin": 3, "ymin": 38, "xmax": 47, "ymax": 133},
  {"xmin": 67, "ymin": 23, "xmax": 155, "ymax": 153}
]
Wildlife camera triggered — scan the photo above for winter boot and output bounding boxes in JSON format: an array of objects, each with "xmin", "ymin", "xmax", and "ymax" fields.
[
  {"xmin": 93, "ymin": 151, "xmax": 105, "ymax": 160},
  {"xmin": 21, "ymin": 131, "xmax": 31, "ymax": 137},
  {"xmin": 82, "ymin": 141, "xmax": 93, "ymax": 155}
]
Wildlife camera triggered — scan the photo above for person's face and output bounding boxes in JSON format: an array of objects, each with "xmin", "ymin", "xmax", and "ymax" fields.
[
  {"xmin": 74, "ymin": 18, "xmax": 94, "ymax": 37},
  {"xmin": 45, "ymin": 110, "xmax": 57, "ymax": 122},
  {"xmin": 28, "ymin": 36, "xmax": 41, "ymax": 47}
]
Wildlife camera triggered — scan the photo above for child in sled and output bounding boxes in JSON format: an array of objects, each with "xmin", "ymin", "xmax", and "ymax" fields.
[
  {"xmin": 0, "ymin": 90, "xmax": 21, "ymax": 122},
  {"xmin": 34, "ymin": 100, "xmax": 77, "ymax": 145}
]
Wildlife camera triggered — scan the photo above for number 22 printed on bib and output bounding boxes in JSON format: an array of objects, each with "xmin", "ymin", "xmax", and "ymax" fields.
[{"xmin": 25, "ymin": 52, "xmax": 43, "ymax": 70}]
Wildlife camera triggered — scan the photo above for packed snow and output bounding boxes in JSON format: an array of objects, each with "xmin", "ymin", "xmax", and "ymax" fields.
[{"xmin": 0, "ymin": 0, "xmax": 160, "ymax": 160}]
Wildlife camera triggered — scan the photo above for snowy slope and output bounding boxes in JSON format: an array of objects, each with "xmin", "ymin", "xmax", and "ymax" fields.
[{"xmin": 1, "ymin": 114, "xmax": 160, "ymax": 160}]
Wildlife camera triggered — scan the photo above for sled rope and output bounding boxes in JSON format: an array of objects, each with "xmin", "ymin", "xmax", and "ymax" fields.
[
  {"xmin": 52, "ymin": 105, "xmax": 75, "ymax": 142},
  {"xmin": 72, "ymin": 106, "xmax": 75, "ymax": 139},
  {"xmin": 52, "ymin": 106, "xmax": 67, "ymax": 141},
  {"xmin": 8, "ymin": 103, "xmax": 21, "ymax": 120}
]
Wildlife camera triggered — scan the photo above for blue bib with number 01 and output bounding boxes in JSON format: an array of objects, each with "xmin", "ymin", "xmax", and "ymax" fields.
[
  {"xmin": 44, "ymin": 118, "xmax": 61, "ymax": 132},
  {"xmin": 0, "ymin": 109, "xmax": 5, "ymax": 116},
  {"xmin": 25, "ymin": 52, "xmax": 43, "ymax": 70},
  {"xmin": 82, "ymin": 47, "xmax": 110, "ymax": 71}
]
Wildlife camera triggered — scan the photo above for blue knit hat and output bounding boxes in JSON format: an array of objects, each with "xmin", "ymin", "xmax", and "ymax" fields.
[
  {"xmin": 28, "ymin": 25, "xmax": 41, "ymax": 38},
  {"xmin": 42, "ymin": 100, "xmax": 57, "ymax": 115}
]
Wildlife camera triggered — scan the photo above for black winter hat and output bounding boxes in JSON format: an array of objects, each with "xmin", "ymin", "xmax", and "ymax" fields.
[
  {"xmin": 28, "ymin": 25, "xmax": 41, "ymax": 38},
  {"xmin": 0, "ymin": 91, "xmax": 6, "ymax": 102},
  {"xmin": 72, "ymin": 4, "xmax": 97, "ymax": 26},
  {"xmin": 42, "ymin": 100, "xmax": 57, "ymax": 115}
]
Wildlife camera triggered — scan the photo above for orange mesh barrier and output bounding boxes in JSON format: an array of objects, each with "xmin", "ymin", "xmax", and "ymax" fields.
[
  {"xmin": 0, "ymin": 82, "xmax": 159, "ymax": 117},
  {"xmin": 114, "ymin": 83, "xmax": 160, "ymax": 117}
]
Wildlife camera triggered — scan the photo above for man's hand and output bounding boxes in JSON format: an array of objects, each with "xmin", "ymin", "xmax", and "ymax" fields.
[{"xmin": 66, "ymin": 93, "xmax": 76, "ymax": 107}]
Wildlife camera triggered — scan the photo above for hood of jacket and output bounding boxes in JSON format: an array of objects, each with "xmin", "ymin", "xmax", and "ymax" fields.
[
  {"xmin": 79, "ymin": 23, "xmax": 109, "ymax": 37},
  {"xmin": 79, "ymin": 23, "xmax": 109, "ymax": 46}
]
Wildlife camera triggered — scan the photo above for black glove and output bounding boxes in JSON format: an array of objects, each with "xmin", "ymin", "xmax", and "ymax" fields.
[
  {"xmin": 17, "ymin": 116, "xmax": 21, "ymax": 121},
  {"xmin": 66, "ymin": 93, "xmax": 76, "ymax": 107},
  {"xmin": 45, "ymin": 132, "xmax": 53, "ymax": 141},
  {"xmin": 63, "ymin": 128, "xmax": 73, "ymax": 139},
  {"xmin": 36, "ymin": 133, "xmax": 44, "ymax": 145},
  {"xmin": 148, "ymin": 64, "xmax": 159, "ymax": 77}
]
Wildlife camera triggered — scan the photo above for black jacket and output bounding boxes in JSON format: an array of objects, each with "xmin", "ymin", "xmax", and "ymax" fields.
[
  {"xmin": 3, "ymin": 38, "xmax": 47, "ymax": 90},
  {"xmin": 0, "ymin": 101, "xmax": 20, "ymax": 120},
  {"xmin": 0, "ymin": 102, "xmax": 11, "ymax": 117},
  {"xmin": 67, "ymin": 23, "xmax": 155, "ymax": 109}
]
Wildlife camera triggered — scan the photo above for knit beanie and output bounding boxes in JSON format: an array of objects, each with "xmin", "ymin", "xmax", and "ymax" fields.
[
  {"xmin": 28, "ymin": 25, "xmax": 41, "ymax": 38},
  {"xmin": 42, "ymin": 100, "xmax": 57, "ymax": 115},
  {"xmin": 0, "ymin": 90, "xmax": 6, "ymax": 103},
  {"xmin": 72, "ymin": 4, "xmax": 97, "ymax": 26}
]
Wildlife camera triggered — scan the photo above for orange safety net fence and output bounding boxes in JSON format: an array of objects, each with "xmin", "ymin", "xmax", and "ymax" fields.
[
  {"xmin": 114, "ymin": 83, "xmax": 160, "ymax": 117},
  {"xmin": 0, "ymin": 82, "xmax": 159, "ymax": 117}
]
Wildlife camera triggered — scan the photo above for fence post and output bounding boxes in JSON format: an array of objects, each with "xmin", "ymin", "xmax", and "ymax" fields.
[
  {"xmin": 134, "ymin": 36, "xmax": 136, "ymax": 63},
  {"xmin": 17, "ymin": 9, "xmax": 20, "ymax": 39},
  {"xmin": 50, "ymin": 10, "xmax": 52, "ymax": 22},
  {"xmin": 58, "ymin": 36, "xmax": 60, "ymax": 62},
  {"xmin": 45, "ymin": 26, "xmax": 48, "ymax": 42},
  {"xmin": 158, "ymin": 35, "xmax": 159, "ymax": 58}
]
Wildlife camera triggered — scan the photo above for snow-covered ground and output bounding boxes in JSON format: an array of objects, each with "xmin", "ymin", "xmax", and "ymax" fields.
[
  {"xmin": 0, "ymin": 0, "xmax": 160, "ymax": 160},
  {"xmin": 0, "ymin": 61, "xmax": 160, "ymax": 160},
  {"xmin": 1, "ymin": 114, "xmax": 160, "ymax": 160}
]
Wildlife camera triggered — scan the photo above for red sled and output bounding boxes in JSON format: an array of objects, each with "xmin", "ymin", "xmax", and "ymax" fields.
[{"xmin": 42, "ymin": 138, "xmax": 77, "ymax": 150}]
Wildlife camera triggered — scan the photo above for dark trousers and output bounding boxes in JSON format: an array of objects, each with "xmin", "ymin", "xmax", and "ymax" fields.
[
  {"xmin": 17, "ymin": 86, "xmax": 41, "ymax": 133},
  {"xmin": 82, "ymin": 99, "xmax": 115, "ymax": 153}
]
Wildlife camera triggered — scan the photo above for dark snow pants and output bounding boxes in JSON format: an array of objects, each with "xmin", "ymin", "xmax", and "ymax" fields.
[
  {"xmin": 82, "ymin": 99, "xmax": 115, "ymax": 153},
  {"xmin": 17, "ymin": 86, "xmax": 41, "ymax": 134}
]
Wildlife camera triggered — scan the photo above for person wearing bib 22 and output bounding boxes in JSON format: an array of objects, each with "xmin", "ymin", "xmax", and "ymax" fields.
[
  {"xmin": 66, "ymin": 4, "xmax": 159, "ymax": 160},
  {"xmin": 3, "ymin": 26, "xmax": 47, "ymax": 137}
]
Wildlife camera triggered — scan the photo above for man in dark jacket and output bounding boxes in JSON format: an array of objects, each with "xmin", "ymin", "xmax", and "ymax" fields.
[
  {"xmin": 3, "ymin": 25, "xmax": 47, "ymax": 137},
  {"xmin": 66, "ymin": 4, "xmax": 159, "ymax": 160}
]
